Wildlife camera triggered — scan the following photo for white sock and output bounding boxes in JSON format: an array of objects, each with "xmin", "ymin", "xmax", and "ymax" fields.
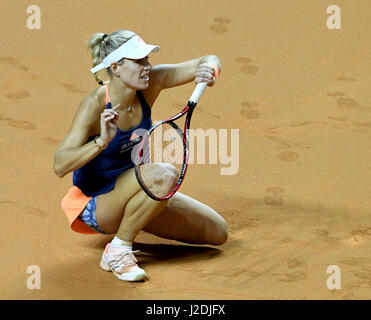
[{"xmin": 111, "ymin": 236, "xmax": 133, "ymax": 251}]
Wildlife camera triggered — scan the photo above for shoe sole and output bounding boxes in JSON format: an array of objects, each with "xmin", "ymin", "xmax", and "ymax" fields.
[{"xmin": 100, "ymin": 258, "xmax": 147, "ymax": 282}]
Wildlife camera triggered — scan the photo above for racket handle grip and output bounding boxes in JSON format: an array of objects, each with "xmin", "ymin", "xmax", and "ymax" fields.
[{"xmin": 189, "ymin": 82, "xmax": 207, "ymax": 104}]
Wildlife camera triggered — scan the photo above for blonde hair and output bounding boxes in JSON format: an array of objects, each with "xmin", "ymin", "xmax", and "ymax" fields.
[{"xmin": 87, "ymin": 30, "xmax": 136, "ymax": 85}]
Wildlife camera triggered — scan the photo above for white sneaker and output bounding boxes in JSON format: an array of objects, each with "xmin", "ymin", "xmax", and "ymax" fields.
[{"xmin": 100, "ymin": 243, "xmax": 147, "ymax": 281}]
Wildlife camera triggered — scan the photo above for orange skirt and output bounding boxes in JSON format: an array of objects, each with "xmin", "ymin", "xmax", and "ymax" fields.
[{"xmin": 61, "ymin": 186, "xmax": 99, "ymax": 234}]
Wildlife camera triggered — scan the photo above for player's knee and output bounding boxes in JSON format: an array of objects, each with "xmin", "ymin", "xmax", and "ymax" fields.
[
  {"xmin": 163, "ymin": 164, "xmax": 179, "ymax": 182},
  {"xmin": 209, "ymin": 219, "xmax": 228, "ymax": 246},
  {"xmin": 154, "ymin": 164, "xmax": 178, "ymax": 185}
]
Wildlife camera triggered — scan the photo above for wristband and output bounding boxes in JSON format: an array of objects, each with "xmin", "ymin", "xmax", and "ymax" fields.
[
  {"xmin": 94, "ymin": 136, "xmax": 108, "ymax": 150},
  {"xmin": 209, "ymin": 64, "xmax": 219, "ymax": 79}
]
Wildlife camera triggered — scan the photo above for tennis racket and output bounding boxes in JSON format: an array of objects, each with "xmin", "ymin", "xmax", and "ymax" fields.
[{"xmin": 133, "ymin": 81, "xmax": 209, "ymax": 201}]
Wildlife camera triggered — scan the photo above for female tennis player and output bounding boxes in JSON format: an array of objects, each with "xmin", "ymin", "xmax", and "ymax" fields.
[{"xmin": 54, "ymin": 30, "xmax": 228, "ymax": 282}]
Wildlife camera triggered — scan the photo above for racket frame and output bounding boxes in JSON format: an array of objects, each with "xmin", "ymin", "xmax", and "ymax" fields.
[{"xmin": 135, "ymin": 82, "xmax": 207, "ymax": 201}]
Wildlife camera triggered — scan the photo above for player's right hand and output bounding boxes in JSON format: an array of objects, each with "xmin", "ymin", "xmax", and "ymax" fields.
[{"xmin": 99, "ymin": 103, "xmax": 120, "ymax": 146}]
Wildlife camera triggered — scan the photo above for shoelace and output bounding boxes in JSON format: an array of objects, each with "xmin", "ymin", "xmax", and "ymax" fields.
[{"xmin": 108, "ymin": 250, "xmax": 140, "ymax": 273}]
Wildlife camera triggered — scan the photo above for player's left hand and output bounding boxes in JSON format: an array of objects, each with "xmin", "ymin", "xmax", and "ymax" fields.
[{"xmin": 195, "ymin": 63, "xmax": 216, "ymax": 87}]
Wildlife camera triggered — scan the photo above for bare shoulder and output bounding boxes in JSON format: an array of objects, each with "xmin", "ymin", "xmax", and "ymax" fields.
[
  {"xmin": 72, "ymin": 86, "xmax": 106, "ymax": 132},
  {"xmin": 56, "ymin": 86, "xmax": 105, "ymax": 152}
]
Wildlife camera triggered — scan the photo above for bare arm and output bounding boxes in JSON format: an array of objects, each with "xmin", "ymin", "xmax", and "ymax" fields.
[
  {"xmin": 144, "ymin": 55, "xmax": 221, "ymax": 105},
  {"xmin": 154, "ymin": 55, "xmax": 221, "ymax": 89},
  {"xmin": 53, "ymin": 95, "xmax": 107, "ymax": 178}
]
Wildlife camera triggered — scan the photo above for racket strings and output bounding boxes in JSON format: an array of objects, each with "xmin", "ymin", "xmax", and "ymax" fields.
[{"xmin": 138, "ymin": 122, "xmax": 185, "ymax": 198}]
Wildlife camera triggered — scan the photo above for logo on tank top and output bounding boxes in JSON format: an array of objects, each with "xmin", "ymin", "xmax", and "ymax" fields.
[{"xmin": 119, "ymin": 133, "xmax": 142, "ymax": 153}]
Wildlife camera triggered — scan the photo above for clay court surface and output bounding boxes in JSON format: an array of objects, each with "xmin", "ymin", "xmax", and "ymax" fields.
[{"xmin": 0, "ymin": 1, "xmax": 370, "ymax": 299}]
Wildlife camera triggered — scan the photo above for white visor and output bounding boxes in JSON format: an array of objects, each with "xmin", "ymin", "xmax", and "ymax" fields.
[{"xmin": 90, "ymin": 35, "xmax": 159, "ymax": 73}]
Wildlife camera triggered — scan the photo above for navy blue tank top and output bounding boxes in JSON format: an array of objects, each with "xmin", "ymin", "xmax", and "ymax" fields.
[{"xmin": 73, "ymin": 85, "xmax": 152, "ymax": 197}]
